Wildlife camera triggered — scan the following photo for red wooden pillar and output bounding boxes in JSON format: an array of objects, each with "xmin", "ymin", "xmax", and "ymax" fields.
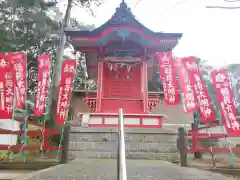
[
  {"xmin": 142, "ymin": 48, "xmax": 148, "ymax": 113},
  {"xmin": 44, "ymin": 135, "xmax": 49, "ymax": 148},
  {"xmin": 39, "ymin": 135, "xmax": 49, "ymax": 148},
  {"xmin": 96, "ymin": 55, "xmax": 103, "ymax": 112}
]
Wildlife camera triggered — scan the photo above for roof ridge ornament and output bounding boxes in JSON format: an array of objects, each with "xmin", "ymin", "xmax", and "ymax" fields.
[
  {"xmin": 120, "ymin": 0, "xmax": 128, "ymax": 9},
  {"xmin": 112, "ymin": 0, "xmax": 134, "ymax": 20}
]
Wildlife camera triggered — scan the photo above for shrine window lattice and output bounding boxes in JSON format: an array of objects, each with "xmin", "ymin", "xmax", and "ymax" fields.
[
  {"xmin": 149, "ymin": 63, "xmax": 164, "ymax": 92},
  {"xmin": 73, "ymin": 62, "xmax": 166, "ymax": 93}
]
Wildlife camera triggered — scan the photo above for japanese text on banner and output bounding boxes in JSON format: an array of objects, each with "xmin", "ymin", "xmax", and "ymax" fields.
[
  {"xmin": 211, "ymin": 69, "xmax": 239, "ymax": 134},
  {"xmin": 34, "ymin": 54, "xmax": 51, "ymax": 116},
  {"xmin": 177, "ymin": 57, "xmax": 198, "ymax": 113},
  {"xmin": 7, "ymin": 52, "xmax": 26, "ymax": 109},
  {"xmin": 56, "ymin": 60, "xmax": 76, "ymax": 125},
  {"xmin": 0, "ymin": 54, "xmax": 15, "ymax": 119},
  {"xmin": 157, "ymin": 52, "xmax": 179, "ymax": 105},
  {"xmin": 182, "ymin": 57, "xmax": 216, "ymax": 122}
]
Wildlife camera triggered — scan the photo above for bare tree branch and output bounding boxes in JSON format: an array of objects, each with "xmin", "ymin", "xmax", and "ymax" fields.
[
  {"xmin": 206, "ymin": 0, "xmax": 240, "ymax": 9},
  {"xmin": 134, "ymin": 0, "xmax": 143, "ymax": 8},
  {"xmin": 159, "ymin": 0, "xmax": 191, "ymax": 16},
  {"xmin": 224, "ymin": 0, "xmax": 240, "ymax": 2},
  {"xmin": 73, "ymin": 1, "xmax": 96, "ymax": 17},
  {"xmin": 206, "ymin": 5, "xmax": 240, "ymax": 9}
]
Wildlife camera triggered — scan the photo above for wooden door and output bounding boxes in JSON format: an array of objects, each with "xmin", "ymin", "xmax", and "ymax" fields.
[{"xmin": 101, "ymin": 62, "xmax": 143, "ymax": 113}]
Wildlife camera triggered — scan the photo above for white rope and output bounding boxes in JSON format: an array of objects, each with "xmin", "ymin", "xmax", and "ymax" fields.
[
  {"xmin": 206, "ymin": 128, "xmax": 213, "ymax": 153},
  {"xmin": 206, "ymin": 127, "xmax": 216, "ymax": 167},
  {"xmin": 9, "ymin": 86, "xmax": 17, "ymax": 162},
  {"xmin": 104, "ymin": 61, "xmax": 141, "ymax": 68},
  {"xmin": 9, "ymin": 121, "xmax": 13, "ymax": 162}
]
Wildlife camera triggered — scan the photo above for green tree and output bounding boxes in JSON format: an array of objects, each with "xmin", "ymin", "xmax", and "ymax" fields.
[
  {"xmin": 227, "ymin": 64, "xmax": 240, "ymax": 115},
  {"xmin": 47, "ymin": 0, "xmax": 102, "ymax": 127},
  {"xmin": 0, "ymin": 0, "xmax": 95, "ymax": 119},
  {"xmin": 27, "ymin": 22, "xmax": 94, "ymax": 118},
  {"xmin": 0, "ymin": 0, "xmax": 59, "ymax": 52}
]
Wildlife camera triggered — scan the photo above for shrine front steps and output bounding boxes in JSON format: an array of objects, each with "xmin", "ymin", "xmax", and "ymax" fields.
[{"xmin": 68, "ymin": 124, "xmax": 191, "ymax": 161}]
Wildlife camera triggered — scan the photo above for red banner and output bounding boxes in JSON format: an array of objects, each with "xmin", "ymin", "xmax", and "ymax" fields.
[
  {"xmin": 0, "ymin": 53, "xmax": 15, "ymax": 119},
  {"xmin": 56, "ymin": 60, "xmax": 76, "ymax": 125},
  {"xmin": 7, "ymin": 52, "xmax": 27, "ymax": 109},
  {"xmin": 157, "ymin": 52, "xmax": 179, "ymax": 105},
  {"xmin": 181, "ymin": 57, "xmax": 216, "ymax": 122},
  {"xmin": 211, "ymin": 69, "xmax": 240, "ymax": 134},
  {"xmin": 177, "ymin": 57, "xmax": 198, "ymax": 113},
  {"xmin": 34, "ymin": 54, "xmax": 51, "ymax": 116}
]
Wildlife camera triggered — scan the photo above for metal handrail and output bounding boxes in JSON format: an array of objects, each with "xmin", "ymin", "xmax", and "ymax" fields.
[{"xmin": 117, "ymin": 108, "xmax": 127, "ymax": 180}]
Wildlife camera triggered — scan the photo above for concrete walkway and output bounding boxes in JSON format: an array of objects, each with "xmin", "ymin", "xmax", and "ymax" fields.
[{"xmin": 15, "ymin": 158, "xmax": 237, "ymax": 180}]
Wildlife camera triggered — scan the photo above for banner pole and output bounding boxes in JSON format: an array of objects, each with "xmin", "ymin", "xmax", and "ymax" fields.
[{"xmin": 23, "ymin": 51, "xmax": 28, "ymax": 163}]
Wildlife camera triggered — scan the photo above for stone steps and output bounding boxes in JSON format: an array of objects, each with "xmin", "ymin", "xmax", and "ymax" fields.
[
  {"xmin": 69, "ymin": 141, "xmax": 177, "ymax": 153},
  {"xmin": 68, "ymin": 150, "xmax": 178, "ymax": 160}
]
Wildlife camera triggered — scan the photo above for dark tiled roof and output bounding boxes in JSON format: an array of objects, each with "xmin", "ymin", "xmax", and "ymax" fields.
[{"xmin": 65, "ymin": 2, "xmax": 182, "ymax": 39}]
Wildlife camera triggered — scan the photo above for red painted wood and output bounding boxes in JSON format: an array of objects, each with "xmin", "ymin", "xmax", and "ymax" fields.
[
  {"xmin": 102, "ymin": 63, "xmax": 141, "ymax": 98},
  {"xmin": 101, "ymin": 62, "xmax": 142, "ymax": 113},
  {"xmin": 76, "ymin": 47, "xmax": 158, "ymax": 56},
  {"xmin": 100, "ymin": 100, "xmax": 143, "ymax": 113},
  {"xmin": 188, "ymin": 132, "xmax": 228, "ymax": 139},
  {"xmin": 185, "ymin": 123, "xmax": 240, "ymax": 155},
  {"xmin": 0, "ymin": 145, "xmax": 61, "ymax": 151},
  {"xmin": 84, "ymin": 92, "xmax": 162, "ymax": 113},
  {"xmin": 78, "ymin": 113, "xmax": 165, "ymax": 128},
  {"xmin": 188, "ymin": 123, "xmax": 220, "ymax": 132},
  {"xmin": 0, "ymin": 130, "xmax": 61, "ymax": 135},
  {"xmin": 43, "ymin": 136, "xmax": 49, "ymax": 148},
  {"xmin": 70, "ymin": 26, "xmax": 175, "ymax": 43},
  {"xmin": 186, "ymin": 147, "xmax": 240, "ymax": 153},
  {"xmin": 142, "ymin": 56, "xmax": 148, "ymax": 113},
  {"xmin": 89, "ymin": 124, "xmax": 161, "ymax": 128},
  {"xmin": 96, "ymin": 59, "xmax": 103, "ymax": 112}
]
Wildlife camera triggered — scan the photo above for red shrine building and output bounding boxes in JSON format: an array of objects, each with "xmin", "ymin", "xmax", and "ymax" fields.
[{"xmin": 65, "ymin": 1, "xmax": 193, "ymax": 128}]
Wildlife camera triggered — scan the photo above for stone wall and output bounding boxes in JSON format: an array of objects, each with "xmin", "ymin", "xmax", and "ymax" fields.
[
  {"xmin": 69, "ymin": 97, "xmax": 193, "ymax": 160},
  {"xmin": 68, "ymin": 125, "xmax": 191, "ymax": 160}
]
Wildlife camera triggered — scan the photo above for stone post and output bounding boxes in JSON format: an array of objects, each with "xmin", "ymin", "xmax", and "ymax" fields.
[
  {"xmin": 191, "ymin": 123, "xmax": 202, "ymax": 159},
  {"xmin": 177, "ymin": 127, "xmax": 187, "ymax": 166},
  {"xmin": 61, "ymin": 126, "xmax": 70, "ymax": 164}
]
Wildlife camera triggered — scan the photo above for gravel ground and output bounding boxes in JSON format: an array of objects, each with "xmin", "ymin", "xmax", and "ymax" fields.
[
  {"xmin": 0, "ymin": 170, "xmax": 33, "ymax": 179},
  {"xmin": 15, "ymin": 158, "xmax": 238, "ymax": 180}
]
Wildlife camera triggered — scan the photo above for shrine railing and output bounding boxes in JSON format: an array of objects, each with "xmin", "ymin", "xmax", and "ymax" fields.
[
  {"xmin": 73, "ymin": 90, "xmax": 163, "ymax": 113},
  {"xmin": 178, "ymin": 117, "xmax": 240, "ymax": 168},
  {"xmin": 117, "ymin": 108, "xmax": 127, "ymax": 180}
]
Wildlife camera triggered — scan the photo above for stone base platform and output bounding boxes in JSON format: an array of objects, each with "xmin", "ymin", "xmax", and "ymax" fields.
[{"xmin": 69, "ymin": 124, "xmax": 191, "ymax": 160}]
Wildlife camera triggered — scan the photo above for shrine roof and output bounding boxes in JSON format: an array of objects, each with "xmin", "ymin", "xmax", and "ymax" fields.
[{"xmin": 65, "ymin": 2, "xmax": 182, "ymax": 51}]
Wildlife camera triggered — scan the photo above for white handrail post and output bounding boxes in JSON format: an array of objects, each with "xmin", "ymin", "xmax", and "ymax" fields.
[{"xmin": 118, "ymin": 108, "xmax": 127, "ymax": 180}]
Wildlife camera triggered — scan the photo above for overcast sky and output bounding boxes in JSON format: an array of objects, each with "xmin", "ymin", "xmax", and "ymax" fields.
[{"xmin": 58, "ymin": 0, "xmax": 240, "ymax": 66}]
